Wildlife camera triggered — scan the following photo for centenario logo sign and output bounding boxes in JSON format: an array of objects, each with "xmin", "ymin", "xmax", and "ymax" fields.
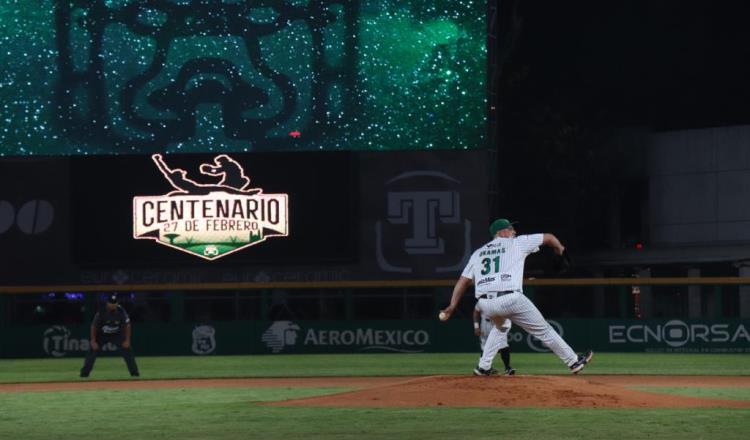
[{"xmin": 133, "ymin": 154, "xmax": 289, "ymax": 260}]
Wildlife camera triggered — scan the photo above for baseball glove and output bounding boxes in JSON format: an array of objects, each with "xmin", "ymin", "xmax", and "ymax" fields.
[{"xmin": 556, "ymin": 249, "xmax": 572, "ymax": 274}]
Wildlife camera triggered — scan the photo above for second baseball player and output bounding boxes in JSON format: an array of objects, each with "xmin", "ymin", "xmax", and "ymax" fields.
[{"xmin": 474, "ymin": 304, "xmax": 515, "ymax": 375}]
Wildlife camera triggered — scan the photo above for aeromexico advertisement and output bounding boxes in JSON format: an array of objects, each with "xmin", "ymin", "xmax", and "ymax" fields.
[{"xmin": 3, "ymin": 319, "xmax": 750, "ymax": 358}]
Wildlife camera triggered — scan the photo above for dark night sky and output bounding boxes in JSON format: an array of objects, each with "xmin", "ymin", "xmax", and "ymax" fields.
[
  {"xmin": 508, "ymin": 1, "xmax": 750, "ymax": 131},
  {"xmin": 496, "ymin": 1, "xmax": 750, "ymax": 252}
]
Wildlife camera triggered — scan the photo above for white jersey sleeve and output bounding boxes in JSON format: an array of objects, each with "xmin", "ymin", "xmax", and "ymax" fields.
[
  {"xmin": 461, "ymin": 254, "xmax": 477, "ymax": 281},
  {"xmin": 516, "ymin": 233, "xmax": 544, "ymax": 255}
]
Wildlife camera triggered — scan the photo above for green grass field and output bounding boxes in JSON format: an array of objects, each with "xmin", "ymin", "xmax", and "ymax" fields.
[
  {"xmin": 3, "ymin": 352, "xmax": 750, "ymax": 383},
  {"xmin": 1, "ymin": 353, "xmax": 749, "ymax": 439}
]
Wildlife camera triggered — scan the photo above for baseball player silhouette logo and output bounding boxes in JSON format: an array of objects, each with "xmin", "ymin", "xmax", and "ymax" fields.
[
  {"xmin": 152, "ymin": 154, "xmax": 261, "ymax": 196},
  {"xmin": 133, "ymin": 154, "xmax": 289, "ymax": 260}
]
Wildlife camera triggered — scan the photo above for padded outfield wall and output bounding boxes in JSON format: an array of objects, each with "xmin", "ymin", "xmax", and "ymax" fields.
[{"xmin": 2, "ymin": 318, "xmax": 749, "ymax": 358}]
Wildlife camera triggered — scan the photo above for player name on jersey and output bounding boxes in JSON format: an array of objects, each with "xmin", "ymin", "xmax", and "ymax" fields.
[{"xmin": 479, "ymin": 247, "xmax": 506, "ymax": 257}]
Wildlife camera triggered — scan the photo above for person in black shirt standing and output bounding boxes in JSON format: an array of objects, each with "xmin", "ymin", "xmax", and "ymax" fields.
[{"xmin": 80, "ymin": 293, "xmax": 140, "ymax": 378}]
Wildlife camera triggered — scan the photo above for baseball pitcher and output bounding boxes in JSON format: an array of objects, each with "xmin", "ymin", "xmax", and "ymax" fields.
[{"xmin": 441, "ymin": 218, "xmax": 593, "ymax": 375}]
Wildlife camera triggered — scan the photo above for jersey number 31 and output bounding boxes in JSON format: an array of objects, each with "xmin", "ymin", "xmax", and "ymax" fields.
[{"xmin": 480, "ymin": 256, "xmax": 501, "ymax": 275}]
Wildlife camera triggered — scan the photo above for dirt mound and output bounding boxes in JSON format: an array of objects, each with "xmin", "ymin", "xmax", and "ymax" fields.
[{"xmin": 271, "ymin": 375, "xmax": 750, "ymax": 408}]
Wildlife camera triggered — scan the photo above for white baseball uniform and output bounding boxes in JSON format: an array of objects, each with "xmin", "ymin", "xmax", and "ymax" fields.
[
  {"xmin": 462, "ymin": 233, "xmax": 579, "ymax": 370},
  {"xmin": 475, "ymin": 304, "xmax": 511, "ymax": 351}
]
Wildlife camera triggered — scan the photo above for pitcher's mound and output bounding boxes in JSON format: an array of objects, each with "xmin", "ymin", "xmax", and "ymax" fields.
[{"xmin": 272, "ymin": 375, "xmax": 750, "ymax": 408}]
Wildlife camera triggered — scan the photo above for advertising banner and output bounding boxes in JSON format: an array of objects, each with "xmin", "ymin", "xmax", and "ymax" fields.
[
  {"xmin": 1, "ymin": 150, "xmax": 490, "ymax": 287},
  {"xmin": 3, "ymin": 318, "xmax": 749, "ymax": 358}
]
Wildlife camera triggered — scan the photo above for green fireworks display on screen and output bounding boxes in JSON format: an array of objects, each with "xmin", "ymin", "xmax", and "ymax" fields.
[{"xmin": 0, "ymin": 0, "xmax": 486, "ymax": 155}]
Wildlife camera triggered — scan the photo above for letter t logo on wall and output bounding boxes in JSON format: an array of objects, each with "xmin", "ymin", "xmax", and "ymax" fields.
[{"xmin": 387, "ymin": 191, "xmax": 460, "ymax": 254}]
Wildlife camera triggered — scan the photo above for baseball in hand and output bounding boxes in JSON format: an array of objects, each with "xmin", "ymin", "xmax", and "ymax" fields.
[{"xmin": 438, "ymin": 311, "xmax": 448, "ymax": 321}]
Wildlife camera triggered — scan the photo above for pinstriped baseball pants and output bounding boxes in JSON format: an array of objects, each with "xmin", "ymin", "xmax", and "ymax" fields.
[
  {"xmin": 479, "ymin": 317, "xmax": 509, "ymax": 351},
  {"xmin": 476, "ymin": 292, "xmax": 578, "ymax": 369}
]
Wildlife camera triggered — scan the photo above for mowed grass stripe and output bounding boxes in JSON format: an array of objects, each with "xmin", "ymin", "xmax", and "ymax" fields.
[
  {"xmin": 631, "ymin": 386, "xmax": 750, "ymax": 401},
  {"xmin": 0, "ymin": 388, "xmax": 749, "ymax": 440},
  {"xmin": 2, "ymin": 353, "xmax": 750, "ymax": 383}
]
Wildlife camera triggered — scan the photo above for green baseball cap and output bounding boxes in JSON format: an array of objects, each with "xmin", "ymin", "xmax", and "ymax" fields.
[{"xmin": 489, "ymin": 218, "xmax": 516, "ymax": 236}]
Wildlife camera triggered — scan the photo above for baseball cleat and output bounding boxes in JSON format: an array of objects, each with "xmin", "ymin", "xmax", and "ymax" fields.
[
  {"xmin": 569, "ymin": 350, "xmax": 594, "ymax": 374},
  {"xmin": 473, "ymin": 366, "xmax": 500, "ymax": 376},
  {"xmin": 504, "ymin": 367, "xmax": 516, "ymax": 376}
]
